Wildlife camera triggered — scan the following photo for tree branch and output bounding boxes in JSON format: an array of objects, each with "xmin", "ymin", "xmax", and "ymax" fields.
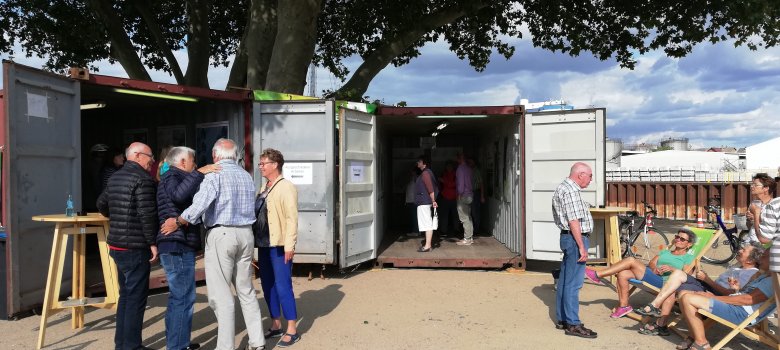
[
  {"xmin": 132, "ymin": 0, "xmax": 184, "ymax": 84},
  {"xmin": 86, "ymin": 0, "xmax": 151, "ymax": 80},
  {"xmin": 334, "ymin": 2, "xmax": 489, "ymax": 100}
]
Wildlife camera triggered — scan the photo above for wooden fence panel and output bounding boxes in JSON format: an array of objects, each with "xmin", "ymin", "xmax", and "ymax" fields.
[{"xmin": 606, "ymin": 181, "xmax": 751, "ymax": 222}]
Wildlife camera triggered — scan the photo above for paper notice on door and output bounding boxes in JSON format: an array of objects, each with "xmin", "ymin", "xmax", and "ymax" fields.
[
  {"xmin": 27, "ymin": 92, "xmax": 49, "ymax": 119},
  {"xmin": 283, "ymin": 162, "xmax": 313, "ymax": 185},
  {"xmin": 350, "ymin": 162, "xmax": 364, "ymax": 183}
]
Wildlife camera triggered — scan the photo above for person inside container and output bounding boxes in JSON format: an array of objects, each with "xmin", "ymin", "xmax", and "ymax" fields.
[
  {"xmin": 633, "ymin": 242, "xmax": 763, "ymax": 336},
  {"xmin": 744, "ymin": 173, "xmax": 776, "ymax": 244},
  {"xmin": 583, "ymin": 227, "xmax": 697, "ymax": 319},
  {"xmin": 415, "ymin": 155, "xmax": 439, "ymax": 252},
  {"xmin": 437, "ymin": 160, "xmax": 458, "ymax": 241},
  {"xmin": 404, "ymin": 165, "xmax": 421, "ymax": 236},
  {"xmin": 467, "ymin": 158, "xmax": 485, "ymax": 235},
  {"xmin": 151, "ymin": 145, "xmax": 173, "ymax": 182},
  {"xmin": 676, "ymin": 246, "xmax": 773, "ymax": 350},
  {"xmin": 99, "ymin": 147, "xmax": 125, "ymax": 194}
]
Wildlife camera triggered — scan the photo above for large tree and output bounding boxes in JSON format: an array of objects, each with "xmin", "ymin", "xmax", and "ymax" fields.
[{"xmin": 1, "ymin": 1, "xmax": 778, "ymax": 100}]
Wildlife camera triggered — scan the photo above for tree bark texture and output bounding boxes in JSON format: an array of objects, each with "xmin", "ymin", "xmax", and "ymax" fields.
[
  {"xmin": 335, "ymin": 2, "xmax": 488, "ymax": 100},
  {"xmin": 132, "ymin": 0, "xmax": 185, "ymax": 84},
  {"xmin": 184, "ymin": 0, "xmax": 211, "ymax": 88},
  {"xmin": 264, "ymin": 0, "xmax": 322, "ymax": 94},
  {"xmin": 86, "ymin": 0, "xmax": 151, "ymax": 81},
  {"xmin": 245, "ymin": 0, "xmax": 277, "ymax": 90}
]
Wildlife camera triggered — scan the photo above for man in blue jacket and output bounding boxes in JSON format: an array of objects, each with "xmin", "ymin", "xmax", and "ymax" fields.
[{"xmin": 156, "ymin": 146, "xmax": 219, "ymax": 350}]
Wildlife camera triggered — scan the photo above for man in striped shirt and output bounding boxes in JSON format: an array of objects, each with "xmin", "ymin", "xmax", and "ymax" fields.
[
  {"xmin": 757, "ymin": 194, "xmax": 780, "ymax": 326},
  {"xmin": 552, "ymin": 162, "xmax": 597, "ymax": 338}
]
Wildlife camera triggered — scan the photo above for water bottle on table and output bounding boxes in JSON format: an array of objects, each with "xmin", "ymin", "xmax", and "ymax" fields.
[{"xmin": 65, "ymin": 194, "xmax": 75, "ymax": 217}]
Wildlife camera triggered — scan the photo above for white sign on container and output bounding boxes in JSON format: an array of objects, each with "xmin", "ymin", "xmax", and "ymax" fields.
[
  {"xmin": 283, "ymin": 162, "xmax": 313, "ymax": 185},
  {"xmin": 350, "ymin": 162, "xmax": 364, "ymax": 183}
]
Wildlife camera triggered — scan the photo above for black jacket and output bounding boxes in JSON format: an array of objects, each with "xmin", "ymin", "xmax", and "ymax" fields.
[
  {"xmin": 97, "ymin": 161, "xmax": 158, "ymax": 249},
  {"xmin": 156, "ymin": 166, "xmax": 204, "ymax": 250}
]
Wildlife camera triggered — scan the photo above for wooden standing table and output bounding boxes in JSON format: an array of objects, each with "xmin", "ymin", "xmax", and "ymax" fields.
[
  {"xmin": 32, "ymin": 213, "xmax": 119, "ymax": 349},
  {"xmin": 589, "ymin": 207, "xmax": 631, "ymax": 283}
]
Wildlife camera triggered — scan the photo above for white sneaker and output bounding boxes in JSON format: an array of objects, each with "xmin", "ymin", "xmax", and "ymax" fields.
[{"xmin": 456, "ymin": 239, "xmax": 474, "ymax": 246}]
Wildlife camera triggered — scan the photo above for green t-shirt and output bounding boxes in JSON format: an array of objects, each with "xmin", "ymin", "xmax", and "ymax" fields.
[{"xmin": 657, "ymin": 249, "xmax": 695, "ymax": 280}]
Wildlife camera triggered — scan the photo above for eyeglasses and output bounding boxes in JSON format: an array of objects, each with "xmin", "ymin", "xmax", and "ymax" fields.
[
  {"xmin": 674, "ymin": 234, "xmax": 690, "ymax": 242},
  {"xmin": 258, "ymin": 161, "xmax": 277, "ymax": 167},
  {"xmin": 135, "ymin": 152, "xmax": 155, "ymax": 161},
  {"xmin": 750, "ymin": 183, "xmax": 764, "ymax": 188}
]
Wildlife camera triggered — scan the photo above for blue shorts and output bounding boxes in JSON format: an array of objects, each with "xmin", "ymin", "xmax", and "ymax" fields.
[
  {"xmin": 709, "ymin": 299, "xmax": 750, "ymax": 325},
  {"xmin": 640, "ymin": 266, "xmax": 664, "ymax": 288}
]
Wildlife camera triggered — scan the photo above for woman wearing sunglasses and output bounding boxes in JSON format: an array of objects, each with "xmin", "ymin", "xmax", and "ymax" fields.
[{"xmin": 582, "ymin": 228, "xmax": 697, "ymax": 319}]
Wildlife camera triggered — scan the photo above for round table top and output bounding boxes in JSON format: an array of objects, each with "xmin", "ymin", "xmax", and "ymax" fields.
[
  {"xmin": 589, "ymin": 206, "xmax": 632, "ymax": 213},
  {"xmin": 32, "ymin": 213, "xmax": 109, "ymax": 223}
]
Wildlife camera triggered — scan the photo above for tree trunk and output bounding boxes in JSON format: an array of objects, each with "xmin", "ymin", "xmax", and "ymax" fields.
[
  {"xmin": 227, "ymin": 35, "xmax": 249, "ymax": 89},
  {"xmin": 184, "ymin": 0, "xmax": 211, "ymax": 88},
  {"xmin": 334, "ymin": 2, "xmax": 488, "ymax": 100},
  {"xmin": 133, "ymin": 0, "xmax": 185, "ymax": 84},
  {"xmin": 264, "ymin": 0, "xmax": 321, "ymax": 94},
  {"xmin": 245, "ymin": 0, "xmax": 277, "ymax": 90},
  {"xmin": 86, "ymin": 0, "xmax": 151, "ymax": 80}
]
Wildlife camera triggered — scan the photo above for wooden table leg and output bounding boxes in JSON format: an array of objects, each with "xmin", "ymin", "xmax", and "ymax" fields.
[
  {"xmin": 71, "ymin": 223, "xmax": 86, "ymax": 329},
  {"xmin": 37, "ymin": 223, "xmax": 68, "ymax": 349},
  {"xmin": 97, "ymin": 222, "xmax": 119, "ymax": 308}
]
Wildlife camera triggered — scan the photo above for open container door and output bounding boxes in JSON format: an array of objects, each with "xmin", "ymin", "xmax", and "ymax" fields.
[
  {"xmin": 2, "ymin": 62, "xmax": 81, "ymax": 316},
  {"xmin": 252, "ymin": 100, "xmax": 336, "ymax": 264},
  {"xmin": 524, "ymin": 108, "xmax": 606, "ymax": 261},
  {"xmin": 338, "ymin": 107, "xmax": 377, "ymax": 268}
]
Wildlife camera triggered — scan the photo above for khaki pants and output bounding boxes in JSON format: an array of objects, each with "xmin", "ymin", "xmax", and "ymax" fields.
[
  {"xmin": 457, "ymin": 195, "xmax": 474, "ymax": 240},
  {"xmin": 205, "ymin": 226, "xmax": 265, "ymax": 350}
]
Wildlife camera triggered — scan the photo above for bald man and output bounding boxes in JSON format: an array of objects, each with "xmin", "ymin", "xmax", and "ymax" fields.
[
  {"xmin": 97, "ymin": 142, "xmax": 159, "ymax": 350},
  {"xmin": 551, "ymin": 162, "xmax": 597, "ymax": 338}
]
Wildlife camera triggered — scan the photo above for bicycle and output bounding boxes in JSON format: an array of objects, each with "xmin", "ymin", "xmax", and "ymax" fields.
[
  {"xmin": 618, "ymin": 201, "xmax": 670, "ymax": 264},
  {"xmin": 701, "ymin": 196, "xmax": 750, "ymax": 265}
]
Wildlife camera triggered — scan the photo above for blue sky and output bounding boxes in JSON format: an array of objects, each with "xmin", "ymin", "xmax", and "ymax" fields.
[{"xmin": 3, "ymin": 36, "xmax": 779, "ymax": 148}]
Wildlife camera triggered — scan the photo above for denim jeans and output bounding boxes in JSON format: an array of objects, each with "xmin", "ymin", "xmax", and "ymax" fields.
[
  {"xmin": 555, "ymin": 234, "xmax": 589, "ymax": 326},
  {"xmin": 160, "ymin": 251, "xmax": 196, "ymax": 350},
  {"xmin": 110, "ymin": 249, "xmax": 151, "ymax": 350},
  {"xmin": 258, "ymin": 246, "xmax": 298, "ymax": 321}
]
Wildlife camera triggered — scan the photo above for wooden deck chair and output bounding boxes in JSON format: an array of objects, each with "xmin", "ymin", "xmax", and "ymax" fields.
[
  {"xmin": 623, "ymin": 227, "xmax": 723, "ymax": 322},
  {"xmin": 697, "ymin": 298, "xmax": 779, "ymax": 350}
]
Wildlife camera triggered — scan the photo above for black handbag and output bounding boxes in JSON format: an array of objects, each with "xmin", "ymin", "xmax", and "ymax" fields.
[{"xmin": 253, "ymin": 180, "xmax": 281, "ymax": 247}]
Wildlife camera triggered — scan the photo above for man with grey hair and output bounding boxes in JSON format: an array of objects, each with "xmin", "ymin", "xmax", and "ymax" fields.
[
  {"xmin": 97, "ymin": 141, "xmax": 158, "ymax": 350},
  {"xmin": 156, "ymin": 146, "xmax": 219, "ymax": 350},
  {"xmin": 162, "ymin": 139, "xmax": 264, "ymax": 350}
]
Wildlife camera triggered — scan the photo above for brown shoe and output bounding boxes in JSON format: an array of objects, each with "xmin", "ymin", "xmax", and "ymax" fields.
[{"xmin": 565, "ymin": 324, "xmax": 597, "ymax": 338}]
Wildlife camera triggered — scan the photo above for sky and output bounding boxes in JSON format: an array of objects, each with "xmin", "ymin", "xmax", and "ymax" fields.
[{"xmin": 2, "ymin": 35, "xmax": 780, "ymax": 149}]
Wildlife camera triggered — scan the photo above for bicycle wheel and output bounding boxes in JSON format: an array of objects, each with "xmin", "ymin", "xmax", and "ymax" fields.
[
  {"xmin": 702, "ymin": 233, "xmax": 738, "ymax": 265},
  {"xmin": 629, "ymin": 229, "xmax": 670, "ymax": 264},
  {"xmin": 619, "ymin": 221, "xmax": 632, "ymax": 258}
]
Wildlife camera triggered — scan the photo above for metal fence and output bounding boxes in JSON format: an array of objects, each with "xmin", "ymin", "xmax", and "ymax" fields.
[{"xmin": 606, "ymin": 181, "xmax": 755, "ymax": 222}]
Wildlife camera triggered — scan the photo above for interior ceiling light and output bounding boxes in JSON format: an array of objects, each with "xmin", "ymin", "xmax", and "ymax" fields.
[
  {"xmin": 431, "ymin": 131, "xmax": 439, "ymax": 137},
  {"xmin": 114, "ymin": 88, "xmax": 198, "ymax": 102},
  {"xmin": 417, "ymin": 114, "xmax": 487, "ymax": 119},
  {"xmin": 436, "ymin": 122, "xmax": 448, "ymax": 130},
  {"xmin": 80, "ymin": 103, "xmax": 106, "ymax": 110}
]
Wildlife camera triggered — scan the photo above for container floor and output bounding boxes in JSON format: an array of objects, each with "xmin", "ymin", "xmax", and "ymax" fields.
[{"xmin": 376, "ymin": 232, "xmax": 521, "ymax": 269}]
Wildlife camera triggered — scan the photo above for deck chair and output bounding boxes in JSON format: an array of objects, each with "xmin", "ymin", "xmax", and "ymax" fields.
[
  {"xmin": 697, "ymin": 298, "xmax": 779, "ymax": 350},
  {"xmin": 623, "ymin": 227, "xmax": 723, "ymax": 322}
]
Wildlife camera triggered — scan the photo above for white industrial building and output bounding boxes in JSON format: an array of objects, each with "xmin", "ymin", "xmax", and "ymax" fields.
[
  {"xmin": 746, "ymin": 136, "xmax": 780, "ymax": 171},
  {"xmin": 620, "ymin": 150, "xmax": 740, "ymax": 170}
]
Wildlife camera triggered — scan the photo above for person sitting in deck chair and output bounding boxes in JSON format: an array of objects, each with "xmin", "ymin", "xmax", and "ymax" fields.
[
  {"xmin": 583, "ymin": 228, "xmax": 697, "ymax": 318},
  {"xmin": 633, "ymin": 242, "xmax": 763, "ymax": 336},
  {"xmin": 676, "ymin": 246, "xmax": 774, "ymax": 350}
]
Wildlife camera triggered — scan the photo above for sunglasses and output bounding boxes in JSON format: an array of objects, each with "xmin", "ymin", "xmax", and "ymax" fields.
[{"xmin": 674, "ymin": 234, "xmax": 690, "ymax": 242}]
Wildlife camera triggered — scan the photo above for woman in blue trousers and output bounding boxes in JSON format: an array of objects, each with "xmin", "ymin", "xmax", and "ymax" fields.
[{"xmin": 255, "ymin": 148, "xmax": 301, "ymax": 347}]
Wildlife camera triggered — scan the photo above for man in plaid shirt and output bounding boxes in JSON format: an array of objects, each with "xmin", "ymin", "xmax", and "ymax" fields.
[
  {"xmin": 162, "ymin": 138, "xmax": 265, "ymax": 350},
  {"xmin": 552, "ymin": 162, "xmax": 596, "ymax": 338}
]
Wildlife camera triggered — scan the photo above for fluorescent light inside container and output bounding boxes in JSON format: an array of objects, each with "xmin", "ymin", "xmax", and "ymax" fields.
[
  {"xmin": 114, "ymin": 88, "xmax": 198, "ymax": 102},
  {"xmin": 80, "ymin": 103, "xmax": 106, "ymax": 110},
  {"xmin": 436, "ymin": 122, "xmax": 448, "ymax": 130},
  {"xmin": 417, "ymin": 114, "xmax": 487, "ymax": 119},
  {"xmin": 431, "ymin": 131, "xmax": 439, "ymax": 137}
]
